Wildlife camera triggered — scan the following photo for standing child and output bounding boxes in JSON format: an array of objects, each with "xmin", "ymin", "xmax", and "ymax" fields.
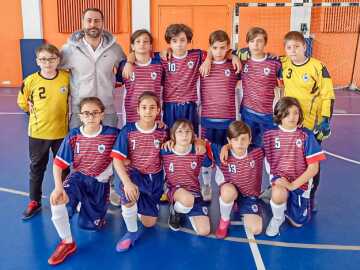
[
  {"xmin": 161, "ymin": 24, "xmax": 206, "ymax": 134},
  {"xmin": 263, "ymin": 97, "xmax": 326, "ymax": 237},
  {"xmin": 238, "ymin": 27, "xmax": 282, "ymax": 147},
  {"xmin": 281, "ymin": 31, "xmax": 335, "ymax": 210},
  {"xmin": 200, "ymin": 30, "xmax": 241, "ymax": 201},
  {"xmin": 48, "ymin": 97, "xmax": 119, "ymax": 265},
  {"xmin": 111, "ymin": 91, "xmax": 168, "ymax": 252},
  {"xmin": 212, "ymin": 121, "xmax": 264, "ymax": 238},
  {"xmin": 17, "ymin": 44, "xmax": 69, "ymax": 220},
  {"xmin": 116, "ymin": 29, "xmax": 163, "ymax": 125},
  {"xmin": 161, "ymin": 120, "xmax": 211, "ymax": 235}
]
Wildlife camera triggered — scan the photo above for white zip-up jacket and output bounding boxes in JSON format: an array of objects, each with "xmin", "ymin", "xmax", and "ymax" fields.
[{"xmin": 61, "ymin": 30, "xmax": 126, "ymax": 113}]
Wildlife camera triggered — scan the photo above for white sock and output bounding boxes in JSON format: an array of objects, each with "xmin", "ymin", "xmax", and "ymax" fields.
[
  {"xmin": 201, "ymin": 167, "xmax": 212, "ymax": 186},
  {"xmin": 270, "ymin": 200, "xmax": 286, "ymax": 220},
  {"xmin": 51, "ymin": 204, "xmax": 72, "ymax": 243},
  {"xmin": 174, "ymin": 201, "xmax": 192, "ymax": 214},
  {"xmin": 122, "ymin": 204, "xmax": 138, "ymax": 232},
  {"xmin": 219, "ymin": 197, "xmax": 234, "ymax": 221}
]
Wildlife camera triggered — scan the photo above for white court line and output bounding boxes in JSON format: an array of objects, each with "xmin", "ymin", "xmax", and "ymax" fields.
[
  {"xmin": 324, "ymin": 151, "xmax": 360, "ymax": 165},
  {"xmin": 0, "ymin": 187, "xmax": 47, "ymax": 198},
  {"xmin": 245, "ymin": 225, "xmax": 266, "ymax": 270},
  {"xmin": 2, "ymin": 186, "xmax": 360, "ymax": 251},
  {"xmin": 333, "ymin": 113, "xmax": 360, "ymax": 116}
]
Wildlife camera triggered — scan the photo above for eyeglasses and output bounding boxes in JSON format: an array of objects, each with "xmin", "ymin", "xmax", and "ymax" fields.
[
  {"xmin": 37, "ymin": 57, "xmax": 58, "ymax": 63},
  {"xmin": 79, "ymin": 111, "xmax": 103, "ymax": 118},
  {"xmin": 175, "ymin": 129, "xmax": 192, "ymax": 135}
]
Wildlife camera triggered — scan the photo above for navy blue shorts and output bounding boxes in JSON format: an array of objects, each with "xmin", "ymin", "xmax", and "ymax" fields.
[
  {"xmin": 163, "ymin": 102, "xmax": 199, "ymax": 134},
  {"xmin": 240, "ymin": 107, "xmax": 275, "ymax": 147},
  {"xmin": 119, "ymin": 169, "xmax": 164, "ymax": 217},
  {"xmin": 64, "ymin": 172, "xmax": 110, "ymax": 230},
  {"xmin": 270, "ymin": 176, "xmax": 311, "ymax": 225},
  {"xmin": 168, "ymin": 188, "xmax": 208, "ymax": 217},
  {"xmin": 201, "ymin": 127, "xmax": 227, "ymax": 145},
  {"xmin": 236, "ymin": 195, "xmax": 262, "ymax": 216}
]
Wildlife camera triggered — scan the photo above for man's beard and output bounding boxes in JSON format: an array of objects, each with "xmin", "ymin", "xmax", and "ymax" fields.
[{"xmin": 84, "ymin": 27, "xmax": 102, "ymax": 38}]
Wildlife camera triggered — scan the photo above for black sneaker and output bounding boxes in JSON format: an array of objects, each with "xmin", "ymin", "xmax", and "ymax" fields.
[
  {"xmin": 168, "ymin": 204, "xmax": 181, "ymax": 231},
  {"xmin": 22, "ymin": 200, "xmax": 41, "ymax": 220}
]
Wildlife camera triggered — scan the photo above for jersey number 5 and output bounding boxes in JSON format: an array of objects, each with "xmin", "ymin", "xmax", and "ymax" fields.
[{"xmin": 275, "ymin": 137, "xmax": 281, "ymax": 149}]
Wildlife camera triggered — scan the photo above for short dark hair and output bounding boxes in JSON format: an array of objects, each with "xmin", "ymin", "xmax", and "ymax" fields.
[
  {"xmin": 79, "ymin": 97, "xmax": 105, "ymax": 112},
  {"xmin": 209, "ymin": 30, "xmax": 230, "ymax": 45},
  {"xmin": 165, "ymin": 24, "xmax": 193, "ymax": 44},
  {"xmin": 227, "ymin": 120, "xmax": 251, "ymax": 139},
  {"xmin": 82, "ymin": 8, "xmax": 104, "ymax": 20},
  {"xmin": 138, "ymin": 91, "xmax": 160, "ymax": 108},
  {"xmin": 131, "ymin": 29, "xmax": 153, "ymax": 45},
  {"xmin": 246, "ymin": 27, "xmax": 268, "ymax": 44},
  {"xmin": 35, "ymin": 44, "xmax": 61, "ymax": 58},
  {"xmin": 273, "ymin": 97, "xmax": 304, "ymax": 125},
  {"xmin": 170, "ymin": 119, "xmax": 195, "ymax": 145},
  {"xmin": 284, "ymin": 31, "xmax": 306, "ymax": 45}
]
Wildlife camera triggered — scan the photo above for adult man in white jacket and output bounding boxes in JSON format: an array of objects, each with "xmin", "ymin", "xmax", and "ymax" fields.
[
  {"xmin": 60, "ymin": 8, "xmax": 126, "ymax": 206},
  {"xmin": 61, "ymin": 8, "xmax": 126, "ymax": 128}
]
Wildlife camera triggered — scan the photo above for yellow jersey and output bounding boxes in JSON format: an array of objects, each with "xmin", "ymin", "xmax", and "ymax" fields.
[
  {"xmin": 280, "ymin": 56, "xmax": 335, "ymax": 130},
  {"xmin": 17, "ymin": 70, "xmax": 69, "ymax": 140}
]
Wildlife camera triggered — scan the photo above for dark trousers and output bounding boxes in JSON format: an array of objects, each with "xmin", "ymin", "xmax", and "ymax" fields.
[
  {"xmin": 310, "ymin": 139, "xmax": 322, "ymax": 200},
  {"xmin": 28, "ymin": 137, "xmax": 66, "ymax": 202}
]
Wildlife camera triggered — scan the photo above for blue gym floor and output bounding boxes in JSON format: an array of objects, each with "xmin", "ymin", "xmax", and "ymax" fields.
[{"xmin": 0, "ymin": 88, "xmax": 359, "ymax": 270}]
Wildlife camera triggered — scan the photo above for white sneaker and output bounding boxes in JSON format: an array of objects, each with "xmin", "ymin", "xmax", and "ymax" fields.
[
  {"xmin": 201, "ymin": 185, "xmax": 212, "ymax": 202},
  {"xmin": 265, "ymin": 217, "xmax": 285, "ymax": 237},
  {"xmin": 110, "ymin": 187, "xmax": 121, "ymax": 207}
]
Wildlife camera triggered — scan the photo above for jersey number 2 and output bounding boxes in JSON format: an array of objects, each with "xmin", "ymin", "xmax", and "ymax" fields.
[{"xmin": 38, "ymin": 87, "xmax": 46, "ymax": 99}]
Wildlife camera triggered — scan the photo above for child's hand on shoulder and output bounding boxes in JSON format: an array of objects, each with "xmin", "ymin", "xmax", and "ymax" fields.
[
  {"xmin": 161, "ymin": 140, "xmax": 174, "ymax": 151},
  {"xmin": 220, "ymin": 144, "xmax": 230, "ymax": 165},
  {"xmin": 194, "ymin": 138, "xmax": 206, "ymax": 155}
]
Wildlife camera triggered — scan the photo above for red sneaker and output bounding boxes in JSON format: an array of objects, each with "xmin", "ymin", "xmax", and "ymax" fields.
[
  {"xmin": 48, "ymin": 240, "xmax": 77, "ymax": 265},
  {"xmin": 22, "ymin": 200, "xmax": 41, "ymax": 220},
  {"xmin": 215, "ymin": 218, "xmax": 230, "ymax": 239}
]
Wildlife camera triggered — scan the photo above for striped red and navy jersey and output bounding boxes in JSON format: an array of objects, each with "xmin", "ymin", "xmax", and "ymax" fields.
[
  {"xmin": 111, "ymin": 122, "xmax": 168, "ymax": 174},
  {"xmin": 116, "ymin": 53, "xmax": 164, "ymax": 123},
  {"xmin": 161, "ymin": 49, "xmax": 206, "ymax": 103},
  {"xmin": 241, "ymin": 55, "xmax": 282, "ymax": 114},
  {"xmin": 54, "ymin": 125, "xmax": 119, "ymax": 181},
  {"xmin": 161, "ymin": 145, "xmax": 212, "ymax": 194},
  {"xmin": 200, "ymin": 60, "xmax": 240, "ymax": 119},
  {"xmin": 263, "ymin": 126, "xmax": 326, "ymax": 190},
  {"xmin": 212, "ymin": 145, "xmax": 264, "ymax": 197}
]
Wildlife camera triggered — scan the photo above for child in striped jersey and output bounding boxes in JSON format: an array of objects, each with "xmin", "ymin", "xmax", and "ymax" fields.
[
  {"xmin": 161, "ymin": 24, "xmax": 206, "ymax": 134},
  {"xmin": 161, "ymin": 120, "xmax": 212, "ymax": 235},
  {"xmin": 200, "ymin": 30, "xmax": 241, "ymax": 201},
  {"xmin": 238, "ymin": 27, "xmax": 282, "ymax": 147},
  {"xmin": 213, "ymin": 121, "xmax": 264, "ymax": 238},
  {"xmin": 116, "ymin": 29, "xmax": 163, "ymax": 125},
  {"xmin": 263, "ymin": 97, "xmax": 326, "ymax": 237},
  {"xmin": 48, "ymin": 97, "xmax": 119, "ymax": 265},
  {"xmin": 111, "ymin": 91, "xmax": 168, "ymax": 252}
]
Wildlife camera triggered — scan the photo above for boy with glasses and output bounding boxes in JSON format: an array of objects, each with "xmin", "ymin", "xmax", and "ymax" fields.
[{"xmin": 17, "ymin": 44, "xmax": 70, "ymax": 220}]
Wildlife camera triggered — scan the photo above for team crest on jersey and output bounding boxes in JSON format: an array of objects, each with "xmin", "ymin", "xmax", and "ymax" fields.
[
  {"xmin": 224, "ymin": 69, "xmax": 231, "ymax": 77},
  {"xmin": 202, "ymin": 206, "xmax": 208, "ymax": 215},
  {"xmin": 295, "ymin": 139, "xmax": 303, "ymax": 148},
  {"xmin": 249, "ymin": 160, "xmax": 255, "ymax": 168},
  {"xmin": 190, "ymin": 161, "xmax": 197, "ymax": 170},
  {"xmin": 251, "ymin": 204, "xmax": 259, "ymax": 213},
  {"xmin": 59, "ymin": 86, "xmax": 67, "ymax": 93},
  {"xmin": 153, "ymin": 139, "xmax": 160, "ymax": 149},
  {"xmin": 302, "ymin": 73, "xmax": 309, "ymax": 82},
  {"xmin": 264, "ymin": 67, "xmax": 270, "ymax": 76},
  {"xmin": 98, "ymin": 144, "xmax": 106, "ymax": 153},
  {"xmin": 243, "ymin": 64, "xmax": 249, "ymax": 73},
  {"xmin": 187, "ymin": 61, "xmax": 194, "ymax": 69},
  {"xmin": 150, "ymin": 72, "xmax": 157, "ymax": 80},
  {"xmin": 130, "ymin": 72, "xmax": 136, "ymax": 81}
]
